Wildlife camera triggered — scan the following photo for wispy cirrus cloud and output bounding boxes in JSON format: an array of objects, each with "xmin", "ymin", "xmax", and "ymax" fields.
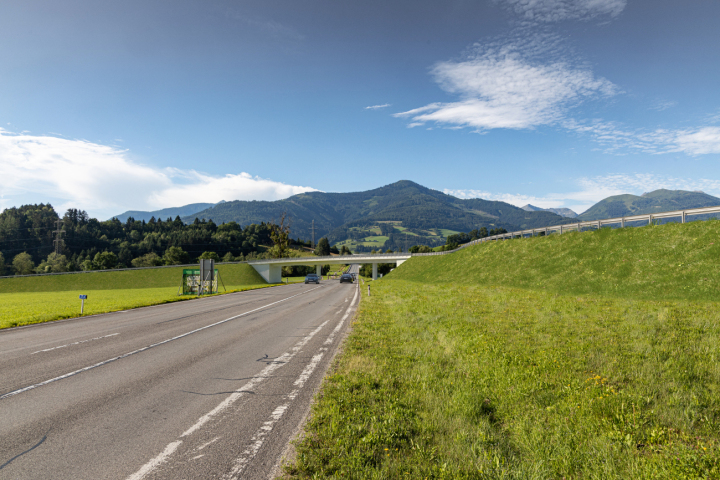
[
  {"xmin": 495, "ymin": 0, "xmax": 627, "ymax": 23},
  {"xmin": 365, "ymin": 103, "xmax": 391, "ymax": 110},
  {"xmin": 445, "ymin": 173, "xmax": 720, "ymax": 214},
  {"xmin": 394, "ymin": 31, "xmax": 618, "ymax": 131},
  {"xmin": 0, "ymin": 129, "xmax": 318, "ymax": 219},
  {"xmin": 564, "ymin": 121, "xmax": 720, "ymax": 155}
]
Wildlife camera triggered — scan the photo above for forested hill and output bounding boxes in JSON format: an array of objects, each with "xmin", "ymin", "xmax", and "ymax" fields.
[
  {"xmin": 577, "ymin": 189, "xmax": 720, "ymax": 221},
  {"xmin": 0, "ymin": 204, "xmax": 288, "ymax": 275},
  {"xmin": 182, "ymin": 180, "xmax": 576, "ymax": 240}
]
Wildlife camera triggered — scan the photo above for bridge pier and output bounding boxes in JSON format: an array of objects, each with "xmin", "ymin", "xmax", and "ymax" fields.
[
  {"xmin": 372, "ymin": 263, "xmax": 378, "ymax": 280},
  {"xmin": 316, "ymin": 265, "xmax": 322, "ymax": 277},
  {"xmin": 252, "ymin": 263, "xmax": 282, "ymax": 284}
]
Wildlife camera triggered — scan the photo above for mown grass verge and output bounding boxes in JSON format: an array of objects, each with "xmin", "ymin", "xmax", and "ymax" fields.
[
  {"xmin": 0, "ymin": 263, "xmax": 270, "ymax": 329},
  {"xmin": 286, "ymin": 221, "xmax": 720, "ymax": 479}
]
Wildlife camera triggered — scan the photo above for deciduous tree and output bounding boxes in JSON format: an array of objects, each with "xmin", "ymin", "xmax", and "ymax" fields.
[{"xmin": 12, "ymin": 252, "xmax": 35, "ymax": 275}]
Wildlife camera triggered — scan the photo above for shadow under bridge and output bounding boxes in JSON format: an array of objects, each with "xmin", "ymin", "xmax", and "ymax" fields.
[{"xmin": 248, "ymin": 253, "xmax": 411, "ymax": 283}]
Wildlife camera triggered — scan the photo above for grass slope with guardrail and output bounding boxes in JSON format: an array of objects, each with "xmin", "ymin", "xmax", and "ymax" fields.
[
  {"xmin": 286, "ymin": 220, "xmax": 720, "ymax": 479},
  {"xmin": 405, "ymin": 219, "xmax": 720, "ymax": 302},
  {"xmin": 0, "ymin": 263, "xmax": 269, "ymax": 329}
]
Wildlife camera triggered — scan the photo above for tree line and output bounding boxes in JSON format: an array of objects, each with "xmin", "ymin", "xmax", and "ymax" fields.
[{"xmin": 0, "ymin": 204, "xmax": 310, "ymax": 276}]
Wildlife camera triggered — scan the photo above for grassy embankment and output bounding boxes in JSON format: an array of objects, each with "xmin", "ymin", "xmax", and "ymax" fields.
[
  {"xmin": 0, "ymin": 263, "xmax": 269, "ymax": 329},
  {"xmin": 287, "ymin": 220, "xmax": 720, "ymax": 479}
]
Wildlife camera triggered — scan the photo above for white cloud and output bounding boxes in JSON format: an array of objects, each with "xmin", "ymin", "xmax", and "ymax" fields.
[
  {"xmin": 445, "ymin": 173, "xmax": 720, "ymax": 215},
  {"xmin": 651, "ymin": 100, "xmax": 677, "ymax": 111},
  {"xmin": 395, "ymin": 32, "xmax": 617, "ymax": 131},
  {"xmin": 0, "ymin": 129, "xmax": 318, "ymax": 219},
  {"xmin": 495, "ymin": 0, "xmax": 626, "ymax": 22},
  {"xmin": 365, "ymin": 104, "xmax": 391, "ymax": 110},
  {"xmin": 673, "ymin": 127, "xmax": 720, "ymax": 155},
  {"xmin": 564, "ymin": 121, "xmax": 720, "ymax": 155}
]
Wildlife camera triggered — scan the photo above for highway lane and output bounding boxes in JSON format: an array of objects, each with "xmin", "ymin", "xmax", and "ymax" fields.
[{"xmin": 0, "ymin": 266, "xmax": 359, "ymax": 479}]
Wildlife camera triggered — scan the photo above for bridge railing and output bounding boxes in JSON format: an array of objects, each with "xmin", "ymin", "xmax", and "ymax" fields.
[{"xmin": 246, "ymin": 253, "xmax": 411, "ymax": 264}]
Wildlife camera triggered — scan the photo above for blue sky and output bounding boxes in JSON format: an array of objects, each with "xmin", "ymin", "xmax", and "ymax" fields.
[{"xmin": 1, "ymin": 0, "xmax": 719, "ymax": 219}]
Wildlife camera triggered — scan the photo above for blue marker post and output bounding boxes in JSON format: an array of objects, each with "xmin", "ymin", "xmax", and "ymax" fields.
[{"xmin": 79, "ymin": 295, "xmax": 87, "ymax": 314}]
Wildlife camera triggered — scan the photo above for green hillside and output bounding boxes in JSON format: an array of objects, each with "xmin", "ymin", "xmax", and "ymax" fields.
[
  {"xmin": 182, "ymin": 180, "xmax": 575, "ymax": 241},
  {"xmin": 391, "ymin": 219, "xmax": 720, "ymax": 302},
  {"xmin": 0, "ymin": 263, "xmax": 265, "ymax": 293},
  {"xmin": 578, "ymin": 189, "xmax": 720, "ymax": 221}
]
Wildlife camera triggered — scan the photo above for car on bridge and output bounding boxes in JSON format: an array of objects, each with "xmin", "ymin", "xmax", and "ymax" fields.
[
  {"xmin": 304, "ymin": 273, "xmax": 320, "ymax": 284},
  {"xmin": 339, "ymin": 273, "xmax": 353, "ymax": 283}
]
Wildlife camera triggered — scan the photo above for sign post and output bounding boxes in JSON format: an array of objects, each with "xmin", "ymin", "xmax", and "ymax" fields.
[{"xmin": 79, "ymin": 295, "xmax": 87, "ymax": 314}]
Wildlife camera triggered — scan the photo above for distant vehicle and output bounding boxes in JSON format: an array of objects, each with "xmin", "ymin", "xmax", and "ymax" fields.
[
  {"xmin": 305, "ymin": 273, "xmax": 320, "ymax": 284},
  {"xmin": 339, "ymin": 273, "xmax": 353, "ymax": 283}
]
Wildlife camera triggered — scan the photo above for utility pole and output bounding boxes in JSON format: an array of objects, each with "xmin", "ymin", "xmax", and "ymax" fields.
[
  {"xmin": 311, "ymin": 220, "xmax": 315, "ymax": 249},
  {"xmin": 53, "ymin": 219, "xmax": 64, "ymax": 255}
]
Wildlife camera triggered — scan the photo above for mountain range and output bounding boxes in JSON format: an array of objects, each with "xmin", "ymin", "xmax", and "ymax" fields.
[
  {"xmin": 177, "ymin": 181, "xmax": 576, "ymax": 240},
  {"xmin": 521, "ymin": 204, "xmax": 578, "ymax": 218},
  {"xmin": 112, "ymin": 202, "xmax": 224, "ymax": 223},
  {"xmin": 111, "ymin": 182, "xmax": 720, "ymax": 242},
  {"xmin": 577, "ymin": 189, "xmax": 720, "ymax": 221}
]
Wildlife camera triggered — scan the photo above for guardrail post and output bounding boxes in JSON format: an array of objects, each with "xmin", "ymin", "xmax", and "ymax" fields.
[
  {"xmin": 648, "ymin": 215, "xmax": 652, "ymax": 226},
  {"xmin": 597, "ymin": 220, "xmax": 600, "ymax": 230},
  {"xmin": 560, "ymin": 225, "xmax": 563, "ymax": 234},
  {"xmin": 681, "ymin": 211, "xmax": 686, "ymax": 223},
  {"xmin": 621, "ymin": 218, "xmax": 625, "ymax": 228}
]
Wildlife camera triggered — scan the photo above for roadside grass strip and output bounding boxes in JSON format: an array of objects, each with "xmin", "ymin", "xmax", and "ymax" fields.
[
  {"xmin": 0, "ymin": 263, "xmax": 270, "ymax": 329},
  {"xmin": 287, "ymin": 281, "xmax": 720, "ymax": 479},
  {"xmin": 0, "ymin": 285, "xmax": 272, "ymax": 329}
]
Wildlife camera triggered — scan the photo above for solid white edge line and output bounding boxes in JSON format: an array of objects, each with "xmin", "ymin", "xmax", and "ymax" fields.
[
  {"xmin": 125, "ymin": 441, "xmax": 182, "ymax": 480},
  {"xmin": 225, "ymin": 281, "xmax": 360, "ymax": 479},
  {"xmin": 127, "ymin": 308, "xmax": 335, "ymax": 480},
  {"xmin": 1, "ymin": 285, "xmax": 324, "ymax": 401}
]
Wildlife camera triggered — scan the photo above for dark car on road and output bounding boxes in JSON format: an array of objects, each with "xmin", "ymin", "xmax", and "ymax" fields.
[
  {"xmin": 339, "ymin": 273, "xmax": 353, "ymax": 283},
  {"xmin": 305, "ymin": 273, "xmax": 320, "ymax": 284}
]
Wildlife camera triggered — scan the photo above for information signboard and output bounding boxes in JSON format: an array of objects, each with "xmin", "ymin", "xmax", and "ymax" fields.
[{"xmin": 182, "ymin": 269, "xmax": 219, "ymax": 295}]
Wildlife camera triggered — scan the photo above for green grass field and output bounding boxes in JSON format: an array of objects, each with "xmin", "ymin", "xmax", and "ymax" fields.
[
  {"xmin": 287, "ymin": 221, "xmax": 720, "ymax": 479},
  {"xmin": 0, "ymin": 263, "xmax": 269, "ymax": 329}
]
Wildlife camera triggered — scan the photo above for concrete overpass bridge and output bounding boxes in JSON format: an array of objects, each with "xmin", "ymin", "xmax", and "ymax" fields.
[{"xmin": 248, "ymin": 253, "xmax": 411, "ymax": 283}]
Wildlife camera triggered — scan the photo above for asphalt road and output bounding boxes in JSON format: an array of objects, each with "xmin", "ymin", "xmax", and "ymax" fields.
[{"xmin": 0, "ymin": 266, "xmax": 360, "ymax": 479}]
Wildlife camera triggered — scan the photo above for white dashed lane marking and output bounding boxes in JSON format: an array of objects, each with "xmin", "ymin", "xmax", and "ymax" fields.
[{"xmin": 31, "ymin": 333, "xmax": 119, "ymax": 355}]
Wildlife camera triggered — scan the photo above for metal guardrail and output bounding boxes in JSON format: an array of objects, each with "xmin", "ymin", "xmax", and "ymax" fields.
[{"xmin": 411, "ymin": 204, "xmax": 720, "ymax": 256}]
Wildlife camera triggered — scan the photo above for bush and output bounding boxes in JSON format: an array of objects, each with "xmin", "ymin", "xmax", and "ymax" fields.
[
  {"xmin": 198, "ymin": 251, "xmax": 221, "ymax": 262},
  {"xmin": 35, "ymin": 253, "xmax": 68, "ymax": 273},
  {"xmin": 131, "ymin": 252, "xmax": 163, "ymax": 268},
  {"xmin": 163, "ymin": 246, "xmax": 189, "ymax": 265},
  {"xmin": 12, "ymin": 252, "xmax": 35, "ymax": 275},
  {"xmin": 93, "ymin": 251, "xmax": 118, "ymax": 270}
]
